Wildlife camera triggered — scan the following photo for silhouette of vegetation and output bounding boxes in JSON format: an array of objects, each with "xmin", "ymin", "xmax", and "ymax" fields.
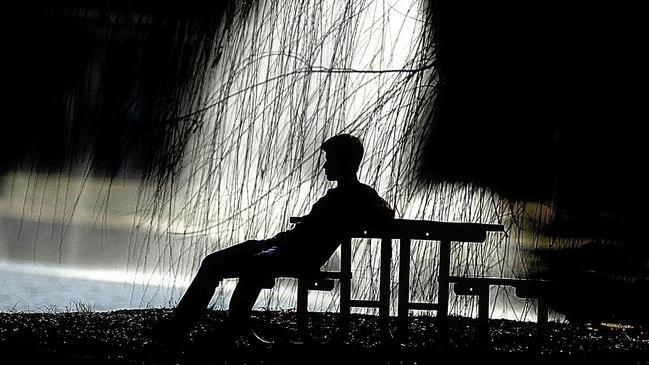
[{"xmin": 1, "ymin": 0, "xmax": 646, "ymax": 328}]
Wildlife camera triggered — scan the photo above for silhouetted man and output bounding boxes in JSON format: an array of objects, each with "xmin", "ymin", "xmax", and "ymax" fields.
[{"xmin": 157, "ymin": 134, "xmax": 394, "ymax": 345}]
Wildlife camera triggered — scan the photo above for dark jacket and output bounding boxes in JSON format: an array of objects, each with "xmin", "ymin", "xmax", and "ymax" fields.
[{"xmin": 272, "ymin": 182, "xmax": 394, "ymax": 269}]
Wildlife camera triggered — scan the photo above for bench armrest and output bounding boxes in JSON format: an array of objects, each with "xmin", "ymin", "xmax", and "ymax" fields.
[{"xmin": 289, "ymin": 216, "xmax": 304, "ymax": 224}]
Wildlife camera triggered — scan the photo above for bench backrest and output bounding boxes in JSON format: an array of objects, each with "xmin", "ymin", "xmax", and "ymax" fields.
[{"xmin": 291, "ymin": 216, "xmax": 504, "ymax": 243}]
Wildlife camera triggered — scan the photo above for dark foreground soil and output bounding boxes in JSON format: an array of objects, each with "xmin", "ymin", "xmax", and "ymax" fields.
[{"xmin": 1, "ymin": 309, "xmax": 648, "ymax": 364}]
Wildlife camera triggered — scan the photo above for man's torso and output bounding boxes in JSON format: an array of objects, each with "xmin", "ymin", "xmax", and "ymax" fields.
[{"xmin": 269, "ymin": 182, "xmax": 394, "ymax": 269}]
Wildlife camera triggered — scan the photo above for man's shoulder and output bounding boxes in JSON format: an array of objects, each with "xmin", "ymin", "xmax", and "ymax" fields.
[
  {"xmin": 322, "ymin": 183, "xmax": 380, "ymax": 203},
  {"xmin": 335, "ymin": 182, "xmax": 379, "ymax": 195},
  {"xmin": 357, "ymin": 183, "xmax": 387, "ymax": 201},
  {"xmin": 322, "ymin": 182, "xmax": 392, "ymax": 206}
]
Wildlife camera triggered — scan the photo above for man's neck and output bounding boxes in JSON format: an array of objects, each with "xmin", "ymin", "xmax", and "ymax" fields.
[{"xmin": 336, "ymin": 175, "xmax": 359, "ymax": 188}]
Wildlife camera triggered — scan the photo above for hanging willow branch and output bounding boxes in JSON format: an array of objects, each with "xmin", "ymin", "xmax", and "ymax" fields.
[
  {"xmin": 4, "ymin": 0, "xmax": 576, "ymax": 320},
  {"xmin": 122, "ymin": 0, "xmax": 562, "ymax": 320}
]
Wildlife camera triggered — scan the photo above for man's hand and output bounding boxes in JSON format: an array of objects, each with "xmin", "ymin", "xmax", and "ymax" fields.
[{"xmin": 253, "ymin": 246, "xmax": 278, "ymax": 257}]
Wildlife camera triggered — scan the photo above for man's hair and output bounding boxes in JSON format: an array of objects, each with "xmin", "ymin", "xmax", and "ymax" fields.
[{"xmin": 321, "ymin": 134, "xmax": 364, "ymax": 172}]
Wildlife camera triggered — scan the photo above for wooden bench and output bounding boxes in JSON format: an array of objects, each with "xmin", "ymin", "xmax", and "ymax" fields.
[
  {"xmin": 449, "ymin": 276, "xmax": 550, "ymax": 343},
  {"xmin": 257, "ymin": 216, "xmax": 358, "ymax": 342},
  {"xmin": 260, "ymin": 270, "xmax": 351, "ymax": 341},
  {"xmin": 259, "ymin": 217, "xmax": 504, "ymax": 343}
]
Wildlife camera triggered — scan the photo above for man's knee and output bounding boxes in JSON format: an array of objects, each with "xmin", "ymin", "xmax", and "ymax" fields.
[
  {"xmin": 237, "ymin": 276, "xmax": 267, "ymax": 289},
  {"xmin": 201, "ymin": 251, "xmax": 224, "ymax": 269}
]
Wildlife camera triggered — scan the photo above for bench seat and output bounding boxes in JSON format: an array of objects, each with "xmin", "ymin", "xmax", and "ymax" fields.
[
  {"xmin": 449, "ymin": 276, "xmax": 550, "ymax": 343},
  {"xmin": 259, "ymin": 270, "xmax": 352, "ymax": 341}
]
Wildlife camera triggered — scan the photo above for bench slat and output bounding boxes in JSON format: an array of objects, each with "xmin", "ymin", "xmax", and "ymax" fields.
[
  {"xmin": 451, "ymin": 276, "xmax": 550, "ymax": 300},
  {"xmin": 290, "ymin": 217, "xmax": 504, "ymax": 242},
  {"xmin": 407, "ymin": 302, "xmax": 440, "ymax": 311},
  {"xmin": 449, "ymin": 276, "xmax": 549, "ymax": 288},
  {"xmin": 261, "ymin": 277, "xmax": 338, "ymax": 291},
  {"xmin": 349, "ymin": 300, "xmax": 381, "ymax": 308}
]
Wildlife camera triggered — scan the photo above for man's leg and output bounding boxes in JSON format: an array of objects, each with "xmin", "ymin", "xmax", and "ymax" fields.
[
  {"xmin": 168, "ymin": 240, "xmax": 270, "ymax": 337},
  {"xmin": 226, "ymin": 277, "xmax": 265, "ymax": 334}
]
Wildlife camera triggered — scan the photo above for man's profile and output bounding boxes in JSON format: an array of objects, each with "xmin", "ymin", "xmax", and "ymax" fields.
[{"xmin": 155, "ymin": 134, "xmax": 394, "ymax": 345}]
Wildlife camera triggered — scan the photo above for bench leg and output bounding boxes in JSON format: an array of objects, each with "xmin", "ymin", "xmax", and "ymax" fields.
[
  {"xmin": 339, "ymin": 238, "xmax": 352, "ymax": 340},
  {"xmin": 477, "ymin": 286, "xmax": 490, "ymax": 344},
  {"xmin": 398, "ymin": 238, "xmax": 411, "ymax": 343},
  {"xmin": 297, "ymin": 279, "xmax": 308, "ymax": 340},
  {"xmin": 537, "ymin": 299, "xmax": 548, "ymax": 341},
  {"xmin": 437, "ymin": 240, "xmax": 451, "ymax": 343},
  {"xmin": 379, "ymin": 237, "xmax": 391, "ymax": 341}
]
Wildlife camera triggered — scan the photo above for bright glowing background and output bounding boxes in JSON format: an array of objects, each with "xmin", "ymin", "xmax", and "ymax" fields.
[{"xmin": 0, "ymin": 0, "xmax": 561, "ymax": 322}]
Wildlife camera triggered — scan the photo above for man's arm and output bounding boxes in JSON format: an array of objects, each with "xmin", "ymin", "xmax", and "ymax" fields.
[{"xmin": 367, "ymin": 196, "xmax": 395, "ymax": 227}]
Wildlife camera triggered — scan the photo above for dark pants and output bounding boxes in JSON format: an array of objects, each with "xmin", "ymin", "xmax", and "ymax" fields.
[{"xmin": 174, "ymin": 239, "xmax": 287, "ymax": 332}]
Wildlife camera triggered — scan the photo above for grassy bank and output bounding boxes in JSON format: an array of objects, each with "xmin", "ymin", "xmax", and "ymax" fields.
[{"xmin": 1, "ymin": 309, "xmax": 648, "ymax": 364}]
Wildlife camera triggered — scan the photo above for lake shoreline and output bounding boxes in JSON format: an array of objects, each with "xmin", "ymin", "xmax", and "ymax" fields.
[{"xmin": 1, "ymin": 308, "xmax": 648, "ymax": 364}]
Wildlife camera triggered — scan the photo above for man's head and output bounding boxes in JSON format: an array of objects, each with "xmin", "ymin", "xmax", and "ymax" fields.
[{"xmin": 321, "ymin": 134, "xmax": 364, "ymax": 182}]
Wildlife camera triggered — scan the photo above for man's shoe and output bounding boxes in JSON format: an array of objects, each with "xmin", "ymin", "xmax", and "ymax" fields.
[
  {"xmin": 150, "ymin": 316, "xmax": 192, "ymax": 348},
  {"xmin": 245, "ymin": 328, "xmax": 275, "ymax": 347},
  {"xmin": 221, "ymin": 316, "xmax": 276, "ymax": 348}
]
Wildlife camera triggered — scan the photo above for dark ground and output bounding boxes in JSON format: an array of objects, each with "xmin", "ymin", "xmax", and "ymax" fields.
[{"xmin": 0, "ymin": 309, "xmax": 648, "ymax": 364}]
